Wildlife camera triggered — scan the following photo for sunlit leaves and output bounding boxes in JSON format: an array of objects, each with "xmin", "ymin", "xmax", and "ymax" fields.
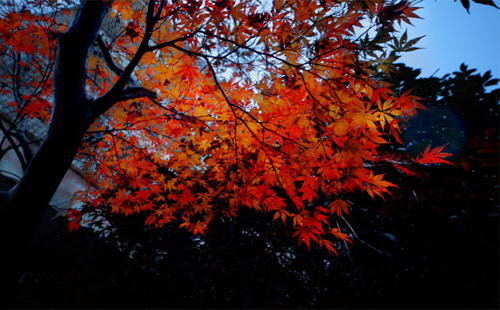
[
  {"xmin": 0, "ymin": 0, "xmax": 454, "ymax": 255},
  {"xmin": 364, "ymin": 172, "xmax": 397, "ymax": 200},
  {"xmin": 82, "ymin": 0, "xmax": 448, "ymax": 253}
]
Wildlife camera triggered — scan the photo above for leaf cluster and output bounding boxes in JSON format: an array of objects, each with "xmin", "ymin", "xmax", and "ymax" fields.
[{"xmin": 0, "ymin": 0, "xmax": 454, "ymax": 253}]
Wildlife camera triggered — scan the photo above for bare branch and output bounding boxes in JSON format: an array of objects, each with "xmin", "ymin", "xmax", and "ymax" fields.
[
  {"xmin": 0, "ymin": 120, "xmax": 27, "ymax": 171},
  {"xmin": 147, "ymin": 26, "xmax": 203, "ymax": 52},
  {"xmin": 96, "ymin": 34, "xmax": 125, "ymax": 78},
  {"xmin": 92, "ymin": 0, "xmax": 158, "ymax": 119}
]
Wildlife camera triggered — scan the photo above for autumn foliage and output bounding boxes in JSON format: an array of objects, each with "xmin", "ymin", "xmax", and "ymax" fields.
[{"xmin": 0, "ymin": 0, "xmax": 453, "ymax": 254}]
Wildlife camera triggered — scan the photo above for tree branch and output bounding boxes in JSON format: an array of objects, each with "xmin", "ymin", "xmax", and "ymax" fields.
[
  {"xmin": 0, "ymin": 120, "xmax": 27, "ymax": 171},
  {"xmin": 92, "ymin": 0, "xmax": 159, "ymax": 120},
  {"xmin": 147, "ymin": 25, "xmax": 203, "ymax": 52},
  {"xmin": 117, "ymin": 86, "xmax": 157, "ymax": 102},
  {"xmin": 53, "ymin": 0, "xmax": 110, "ymax": 128},
  {"xmin": 96, "ymin": 34, "xmax": 126, "ymax": 79}
]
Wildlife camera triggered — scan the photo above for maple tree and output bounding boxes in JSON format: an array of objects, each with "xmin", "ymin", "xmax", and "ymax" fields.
[
  {"xmin": 0, "ymin": 0, "xmax": 465, "ymax": 304},
  {"xmin": 389, "ymin": 63, "xmax": 499, "ymax": 156}
]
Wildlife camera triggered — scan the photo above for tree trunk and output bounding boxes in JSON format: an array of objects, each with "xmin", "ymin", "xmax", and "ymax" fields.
[
  {"xmin": 0, "ymin": 122, "xmax": 88, "ymax": 306},
  {"xmin": 0, "ymin": 1, "xmax": 109, "ymax": 306}
]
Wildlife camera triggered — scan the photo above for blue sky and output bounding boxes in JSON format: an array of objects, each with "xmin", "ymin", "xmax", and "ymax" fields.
[{"xmin": 397, "ymin": 0, "xmax": 500, "ymax": 80}]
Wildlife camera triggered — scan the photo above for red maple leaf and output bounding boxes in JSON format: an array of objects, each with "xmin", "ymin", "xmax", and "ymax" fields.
[{"xmin": 416, "ymin": 144, "xmax": 453, "ymax": 165}]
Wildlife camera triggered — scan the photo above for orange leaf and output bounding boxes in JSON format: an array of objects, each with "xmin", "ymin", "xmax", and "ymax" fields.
[
  {"xmin": 331, "ymin": 228, "xmax": 353, "ymax": 244},
  {"xmin": 320, "ymin": 239, "xmax": 338, "ymax": 256},
  {"xmin": 328, "ymin": 199, "xmax": 350, "ymax": 216}
]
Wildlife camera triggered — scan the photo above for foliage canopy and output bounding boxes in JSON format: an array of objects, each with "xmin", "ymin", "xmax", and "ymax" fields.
[{"xmin": 0, "ymin": 0, "xmax": 456, "ymax": 253}]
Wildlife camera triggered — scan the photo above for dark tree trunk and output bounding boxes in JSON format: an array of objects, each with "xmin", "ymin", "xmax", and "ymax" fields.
[
  {"xmin": 0, "ymin": 123, "xmax": 88, "ymax": 306},
  {"xmin": 0, "ymin": 1, "xmax": 109, "ymax": 306}
]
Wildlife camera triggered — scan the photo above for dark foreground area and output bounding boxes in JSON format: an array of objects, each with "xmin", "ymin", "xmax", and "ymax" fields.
[{"xmin": 17, "ymin": 161, "xmax": 499, "ymax": 309}]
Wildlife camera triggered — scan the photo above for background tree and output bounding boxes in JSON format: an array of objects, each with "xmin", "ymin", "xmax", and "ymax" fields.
[
  {"xmin": 389, "ymin": 63, "xmax": 499, "ymax": 160},
  {"xmin": 0, "ymin": 2, "xmax": 60, "ymax": 199},
  {"xmin": 0, "ymin": 0, "xmax": 471, "ymax": 305}
]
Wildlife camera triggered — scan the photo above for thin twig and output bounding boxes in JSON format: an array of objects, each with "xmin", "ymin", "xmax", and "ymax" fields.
[
  {"xmin": 341, "ymin": 215, "xmax": 384, "ymax": 255},
  {"xmin": 336, "ymin": 219, "xmax": 376, "ymax": 307}
]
